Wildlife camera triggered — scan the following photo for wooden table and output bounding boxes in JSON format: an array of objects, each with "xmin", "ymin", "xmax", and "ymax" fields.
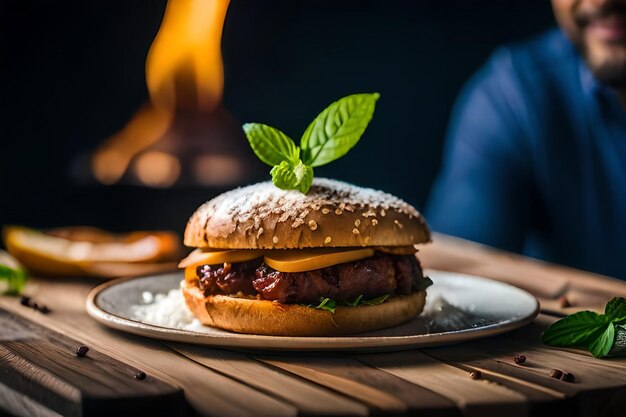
[{"xmin": 2, "ymin": 234, "xmax": 626, "ymax": 417}]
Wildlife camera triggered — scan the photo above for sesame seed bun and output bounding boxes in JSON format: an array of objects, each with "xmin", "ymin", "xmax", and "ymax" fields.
[
  {"xmin": 181, "ymin": 280, "xmax": 427, "ymax": 336},
  {"xmin": 184, "ymin": 178, "xmax": 430, "ymax": 249}
]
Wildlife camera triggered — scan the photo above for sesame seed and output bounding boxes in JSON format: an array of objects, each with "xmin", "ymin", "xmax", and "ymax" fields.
[
  {"xmin": 335, "ymin": 208, "xmax": 343, "ymax": 215},
  {"xmin": 272, "ymin": 236, "xmax": 279, "ymax": 244},
  {"xmin": 372, "ymin": 219, "xmax": 378, "ymax": 226},
  {"xmin": 394, "ymin": 220, "xmax": 404, "ymax": 229},
  {"xmin": 324, "ymin": 236, "xmax": 332, "ymax": 244},
  {"xmin": 352, "ymin": 228, "xmax": 360, "ymax": 235},
  {"xmin": 322, "ymin": 208, "xmax": 330, "ymax": 214},
  {"xmin": 361, "ymin": 209, "xmax": 377, "ymax": 217},
  {"xmin": 339, "ymin": 202, "xmax": 346, "ymax": 209},
  {"xmin": 380, "ymin": 209, "xmax": 386, "ymax": 217},
  {"xmin": 308, "ymin": 220, "xmax": 318, "ymax": 230},
  {"xmin": 257, "ymin": 227, "xmax": 264, "ymax": 238},
  {"xmin": 354, "ymin": 219, "xmax": 361, "ymax": 227}
]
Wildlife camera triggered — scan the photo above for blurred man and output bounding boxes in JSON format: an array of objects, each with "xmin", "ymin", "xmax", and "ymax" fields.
[{"xmin": 426, "ymin": 0, "xmax": 626, "ymax": 279}]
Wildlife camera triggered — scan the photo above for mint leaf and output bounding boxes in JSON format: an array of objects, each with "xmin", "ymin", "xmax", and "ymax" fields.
[
  {"xmin": 590, "ymin": 323, "xmax": 615, "ymax": 358},
  {"xmin": 542, "ymin": 310, "xmax": 609, "ymax": 347},
  {"xmin": 300, "ymin": 93, "xmax": 380, "ymax": 167},
  {"xmin": 307, "ymin": 293, "xmax": 393, "ymax": 313},
  {"xmin": 362, "ymin": 294, "xmax": 390, "ymax": 306},
  {"xmin": 605, "ymin": 297, "xmax": 626, "ymax": 324},
  {"xmin": 270, "ymin": 160, "xmax": 314, "ymax": 194},
  {"xmin": 347, "ymin": 294, "xmax": 363, "ymax": 307},
  {"xmin": 416, "ymin": 276, "xmax": 433, "ymax": 291},
  {"xmin": 0, "ymin": 264, "xmax": 27, "ymax": 296},
  {"xmin": 243, "ymin": 123, "xmax": 299, "ymax": 166},
  {"xmin": 313, "ymin": 297, "xmax": 336, "ymax": 313}
]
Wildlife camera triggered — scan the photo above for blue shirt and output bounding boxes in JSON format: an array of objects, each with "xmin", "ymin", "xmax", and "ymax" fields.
[{"xmin": 426, "ymin": 28, "xmax": 626, "ymax": 280}]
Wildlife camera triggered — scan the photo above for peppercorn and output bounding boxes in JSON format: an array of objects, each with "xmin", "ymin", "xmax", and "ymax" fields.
[
  {"xmin": 469, "ymin": 370, "xmax": 482, "ymax": 380},
  {"xmin": 514, "ymin": 354, "xmax": 526, "ymax": 364},
  {"xmin": 75, "ymin": 345, "xmax": 89, "ymax": 357},
  {"xmin": 550, "ymin": 369, "xmax": 563, "ymax": 379}
]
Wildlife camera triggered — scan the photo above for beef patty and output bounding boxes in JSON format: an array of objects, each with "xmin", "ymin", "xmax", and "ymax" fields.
[{"xmin": 192, "ymin": 252, "xmax": 425, "ymax": 304}]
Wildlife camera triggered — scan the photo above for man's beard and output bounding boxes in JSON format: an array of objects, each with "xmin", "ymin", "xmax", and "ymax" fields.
[
  {"xmin": 585, "ymin": 54, "xmax": 626, "ymax": 88},
  {"xmin": 574, "ymin": 2, "xmax": 626, "ymax": 88}
]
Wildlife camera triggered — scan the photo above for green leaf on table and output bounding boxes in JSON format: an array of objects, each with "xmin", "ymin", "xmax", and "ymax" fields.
[
  {"xmin": 300, "ymin": 93, "xmax": 379, "ymax": 167},
  {"xmin": 589, "ymin": 323, "xmax": 615, "ymax": 358},
  {"xmin": 0, "ymin": 263, "xmax": 27, "ymax": 296},
  {"xmin": 542, "ymin": 297, "xmax": 626, "ymax": 358},
  {"xmin": 243, "ymin": 123, "xmax": 299, "ymax": 166},
  {"xmin": 605, "ymin": 297, "xmax": 626, "ymax": 324},
  {"xmin": 542, "ymin": 310, "xmax": 609, "ymax": 347}
]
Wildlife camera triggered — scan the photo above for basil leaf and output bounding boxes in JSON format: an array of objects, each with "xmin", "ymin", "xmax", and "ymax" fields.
[
  {"xmin": 590, "ymin": 323, "xmax": 615, "ymax": 358},
  {"xmin": 362, "ymin": 294, "xmax": 390, "ymax": 306},
  {"xmin": 605, "ymin": 297, "xmax": 626, "ymax": 324},
  {"xmin": 348, "ymin": 294, "xmax": 363, "ymax": 307},
  {"xmin": 0, "ymin": 264, "xmax": 27, "ymax": 296},
  {"xmin": 243, "ymin": 123, "xmax": 299, "ymax": 166},
  {"xmin": 300, "ymin": 93, "xmax": 379, "ymax": 167},
  {"xmin": 416, "ymin": 276, "xmax": 433, "ymax": 291},
  {"xmin": 542, "ymin": 310, "xmax": 609, "ymax": 347},
  {"xmin": 270, "ymin": 160, "xmax": 314, "ymax": 194},
  {"xmin": 313, "ymin": 297, "xmax": 336, "ymax": 313}
]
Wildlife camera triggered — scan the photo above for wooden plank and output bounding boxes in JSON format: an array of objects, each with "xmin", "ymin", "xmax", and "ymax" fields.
[
  {"xmin": 171, "ymin": 344, "xmax": 369, "ymax": 417},
  {"xmin": 0, "ymin": 286, "xmax": 297, "ymax": 417},
  {"xmin": 0, "ymin": 381, "xmax": 63, "ymax": 417},
  {"xmin": 357, "ymin": 350, "xmax": 529, "ymax": 417},
  {"xmin": 0, "ymin": 309, "xmax": 184, "ymax": 417},
  {"xmin": 419, "ymin": 234, "xmax": 626, "ymax": 299},
  {"xmin": 259, "ymin": 356, "xmax": 460, "ymax": 417}
]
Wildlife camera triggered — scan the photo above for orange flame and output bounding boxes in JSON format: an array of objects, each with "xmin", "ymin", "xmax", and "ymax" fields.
[
  {"xmin": 92, "ymin": 0, "xmax": 231, "ymax": 186},
  {"xmin": 146, "ymin": 0, "xmax": 229, "ymax": 113}
]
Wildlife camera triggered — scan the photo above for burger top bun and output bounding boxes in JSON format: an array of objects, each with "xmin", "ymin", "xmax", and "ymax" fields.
[{"xmin": 184, "ymin": 178, "xmax": 430, "ymax": 249}]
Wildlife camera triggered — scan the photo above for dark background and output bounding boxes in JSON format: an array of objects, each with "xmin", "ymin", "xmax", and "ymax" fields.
[{"xmin": 0, "ymin": 0, "xmax": 555, "ymax": 235}]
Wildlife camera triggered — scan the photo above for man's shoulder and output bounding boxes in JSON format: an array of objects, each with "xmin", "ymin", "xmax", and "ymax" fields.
[{"xmin": 486, "ymin": 28, "xmax": 577, "ymax": 83}]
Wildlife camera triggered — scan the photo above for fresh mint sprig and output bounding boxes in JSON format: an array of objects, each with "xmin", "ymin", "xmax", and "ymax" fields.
[
  {"xmin": 542, "ymin": 297, "xmax": 626, "ymax": 358},
  {"xmin": 243, "ymin": 93, "xmax": 380, "ymax": 194},
  {"xmin": 0, "ymin": 251, "xmax": 27, "ymax": 296},
  {"xmin": 308, "ymin": 292, "xmax": 391, "ymax": 314}
]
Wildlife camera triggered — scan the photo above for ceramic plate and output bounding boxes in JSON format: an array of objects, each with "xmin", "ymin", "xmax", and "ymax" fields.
[{"xmin": 86, "ymin": 270, "xmax": 539, "ymax": 352}]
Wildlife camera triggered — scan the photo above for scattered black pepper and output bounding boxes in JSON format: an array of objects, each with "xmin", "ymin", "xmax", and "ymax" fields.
[
  {"xmin": 134, "ymin": 371, "xmax": 147, "ymax": 380},
  {"xmin": 561, "ymin": 372, "xmax": 576, "ymax": 383},
  {"xmin": 469, "ymin": 370, "xmax": 482, "ymax": 380},
  {"xmin": 19, "ymin": 296, "xmax": 51, "ymax": 314},
  {"xmin": 550, "ymin": 369, "xmax": 563, "ymax": 379},
  {"xmin": 37, "ymin": 305, "xmax": 50, "ymax": 314},
  {"xmin": 75, "ymin": 345, "xmax": 89, "ymax": 357},
  {"xmin": 559, "ymin": 296, "xmax": 571, "ymax": 308},
  {"xmin": 514, "ymin": 354, "xmax": 527, "ymax": 364}
]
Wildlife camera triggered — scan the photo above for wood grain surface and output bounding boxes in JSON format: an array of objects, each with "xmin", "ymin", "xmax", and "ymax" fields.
[
  {"xmin": 0, "ymin": 310, "xmax": 184, "ymax": 417},
  {"xmin": 2, "ymin": 234, "xmax": 626, "ymax": 417}
]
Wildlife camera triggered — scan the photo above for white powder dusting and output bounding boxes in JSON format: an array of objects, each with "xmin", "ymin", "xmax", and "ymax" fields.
[
  {"xmin": 130, "ymin": 289, "xmax": 206, "ymax": 332},
  {"xmin": 189, "ymin": 178, "xmax": 423, "ymax": 241}
]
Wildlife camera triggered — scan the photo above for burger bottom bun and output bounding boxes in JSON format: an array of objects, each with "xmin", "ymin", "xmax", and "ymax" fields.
[{"xmin": 181, "ymin": 281, "xmax": 427, "ymax": 336}]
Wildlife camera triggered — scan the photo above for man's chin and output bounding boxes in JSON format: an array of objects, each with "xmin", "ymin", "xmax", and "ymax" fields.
[{"xmin": 583, "ymin": 40, "xmax": 626, "ymax": 87}]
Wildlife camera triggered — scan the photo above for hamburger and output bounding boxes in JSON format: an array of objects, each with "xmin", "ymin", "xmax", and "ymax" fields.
[{"xmin": 179, "ymin": 178, "xmax": 432, "ymax": 336}]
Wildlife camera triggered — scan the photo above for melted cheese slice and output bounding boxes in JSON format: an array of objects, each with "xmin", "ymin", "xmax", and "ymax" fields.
[
  {"xmin": 178, "ymin": 248, "xmax": 264, "ymax": 269},
  {"xmin": 179, "ymin": 247, "xmax": 377, "ymax": 275},
  {"xmin": 264, "ymin": 247, "xmax": 375, "ymax": 273}
]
